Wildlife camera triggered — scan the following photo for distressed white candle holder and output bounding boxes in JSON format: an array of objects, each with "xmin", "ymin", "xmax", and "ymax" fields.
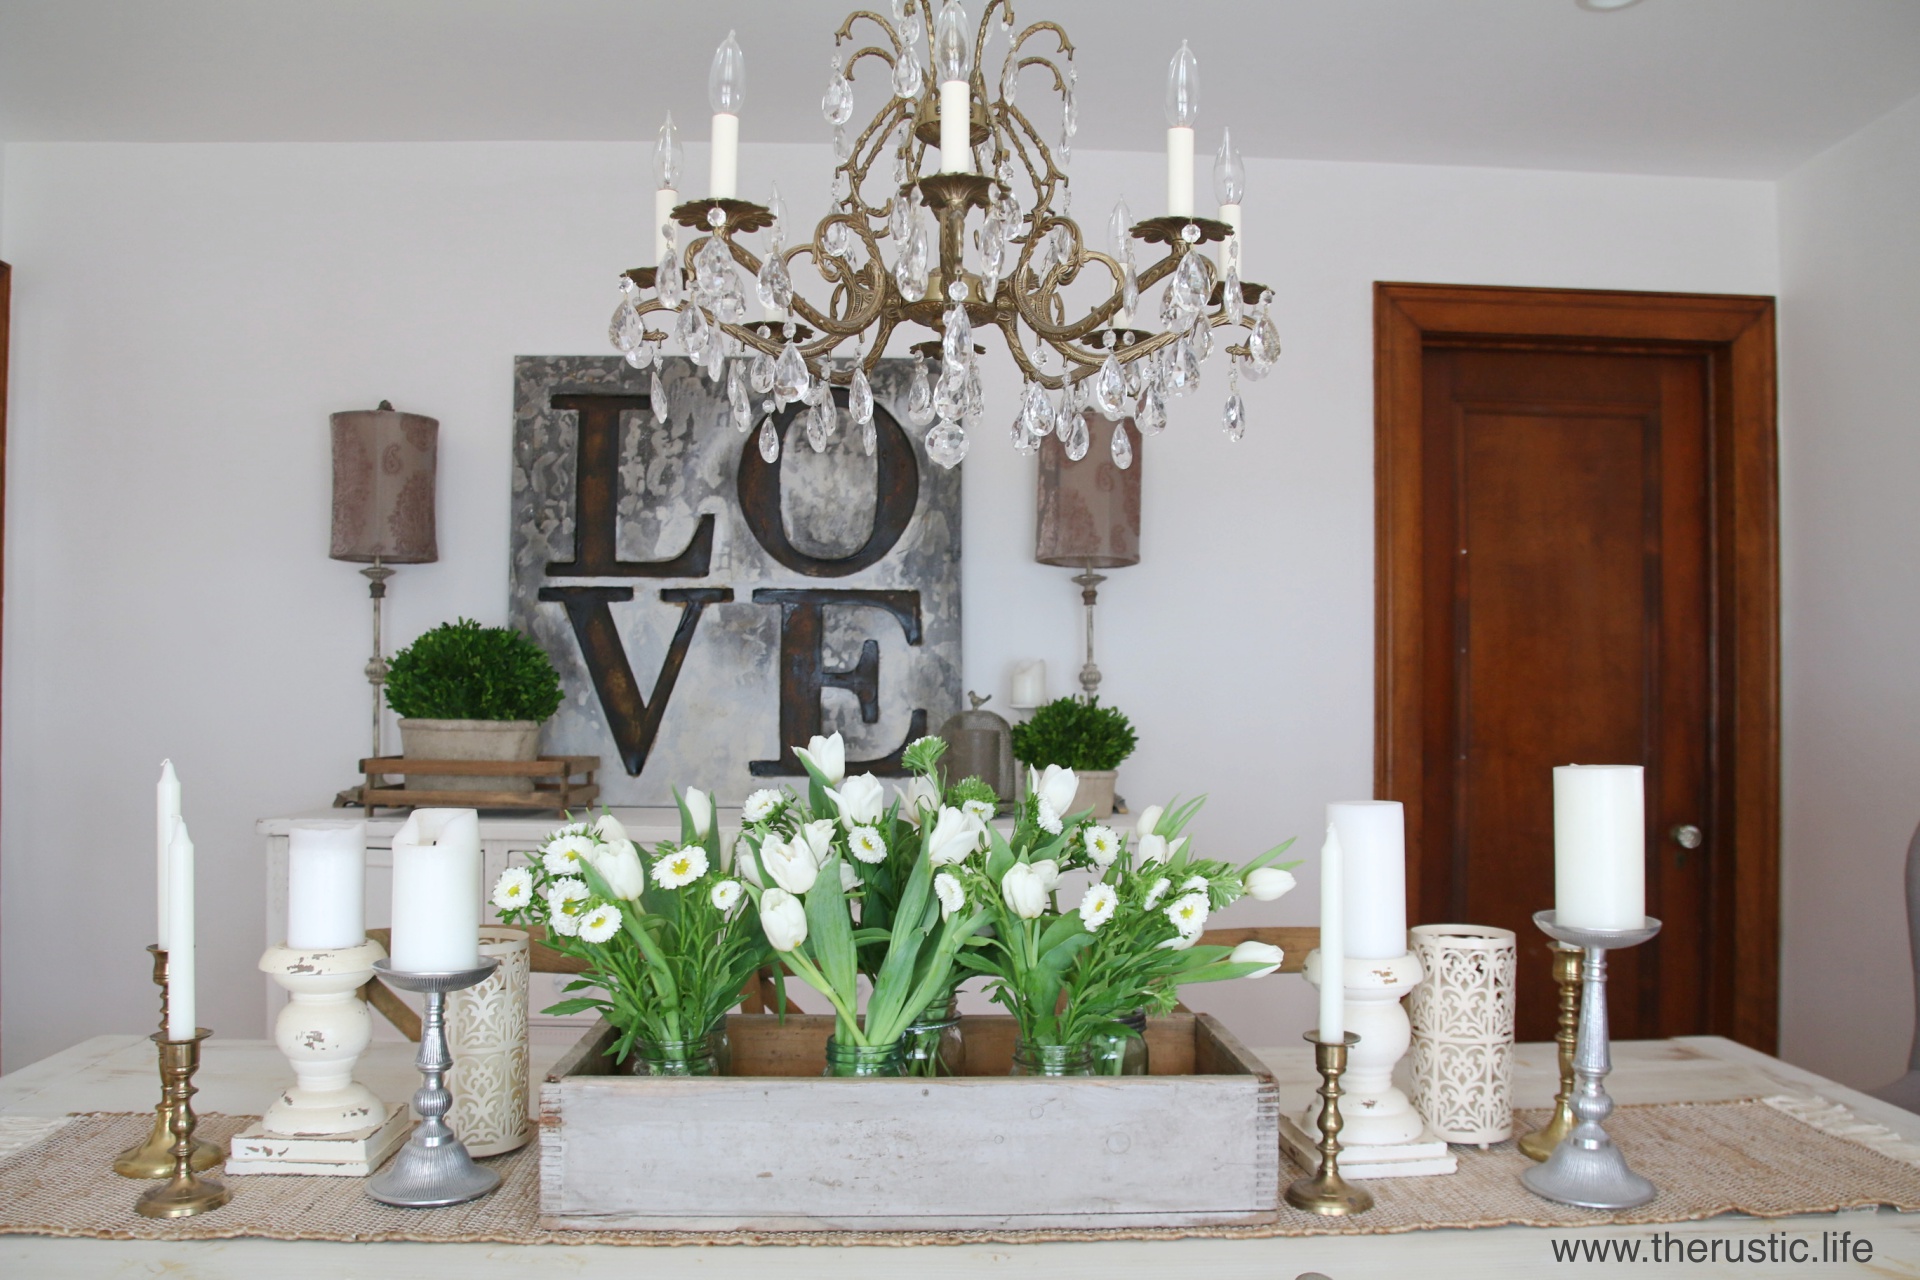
[
  {"xmin": 1406, "ymin": 923, "xmax": 1518, "ymax": 1147},
  {"xmin": 226, "ymin": 939, "xmax": 409, "ymax": 1176},
  {"xmin": 445, "ymin": 926, "xmax": 532, "ymax": 1157}
]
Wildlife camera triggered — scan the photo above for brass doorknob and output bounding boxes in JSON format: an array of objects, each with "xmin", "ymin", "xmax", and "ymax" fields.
[{"xmin": 1671, "ymin": 824, "xmax": 1703, "ymax": 850}]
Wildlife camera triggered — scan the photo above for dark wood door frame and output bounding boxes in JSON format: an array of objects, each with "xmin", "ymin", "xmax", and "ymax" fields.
[
  {"xmin": 1375, "ymin": 281, "xmax": 1779, "ymax": 1051},
  {"xmin": 1, "ymin": 259, "xmax": 9, "ymax": 1064}
]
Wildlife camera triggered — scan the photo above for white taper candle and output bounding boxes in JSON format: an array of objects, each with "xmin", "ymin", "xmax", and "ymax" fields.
[
  {"xmin": 1317, "ymin": 822, "xmax": 1344, "ymax": 1042},
  {"xmin": 939, "ymin": 79, "xmax": 971, "ymax": 172},
  {"xmin": 709, "ymin": 114, "xmax": 739, "ymax": 199},
  {"xmin": 1166, "ymin": 126, "xmax": 1195, "ymax": 217},
  {"xmin": 156, "ymin": 760, "xmax": 180, "ymax": 950},
  {"xmin": 1553, "ymin": 765, "xmax": 1645, "ymax": 931},
  {"xmin": 165, "ymin": 820, "xmax": 195, "ymax": 1039}
]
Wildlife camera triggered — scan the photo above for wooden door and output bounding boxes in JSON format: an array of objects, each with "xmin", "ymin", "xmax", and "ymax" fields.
[
  {"xmin": 1419, "ymin": 348, "xmax": 1710, "ymax": 1042},
  {"xmin": 1376, "ymin": 283, "xmax": 1780, "ymax": 1052}
]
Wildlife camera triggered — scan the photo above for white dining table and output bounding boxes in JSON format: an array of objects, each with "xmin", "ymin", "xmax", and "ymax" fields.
[{"xmin": 0, "ymin": 1032, "xmax": 1915, "ymax": 1278}]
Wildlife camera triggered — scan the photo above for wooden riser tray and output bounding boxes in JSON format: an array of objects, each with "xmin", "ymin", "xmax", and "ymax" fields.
[{"xmin": 354, "ymin": 754, "xmax": 599, "ymax": 814}]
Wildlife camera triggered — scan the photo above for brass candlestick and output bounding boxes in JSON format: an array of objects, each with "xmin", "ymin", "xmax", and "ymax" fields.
[
  {"xmin": 1285, "ymin": 1031, "xmax": 1374, "ymax": 1216},
  {"xmin": 114, "ymin": 945, "xmax": 223, "ymax": 1179},
  {"xmin": 135, "ymin": 1030, "xmax": 231, "ymax": 1218},
  {"xmin": 1519, "ymin": 943, "xmax": 1583, "ymax": 1162}
]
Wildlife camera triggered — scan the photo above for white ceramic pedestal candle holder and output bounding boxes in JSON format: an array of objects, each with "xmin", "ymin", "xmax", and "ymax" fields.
[
  {"xmin": 1285, "ymin": 949, "xmax": 1458, "ymax": 1179},
  {"xmin": 225, "ymin": 940, "xmax": 409, "ymax": 1177}
]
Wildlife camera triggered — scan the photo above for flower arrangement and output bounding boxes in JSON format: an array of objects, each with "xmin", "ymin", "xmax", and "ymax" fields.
[{"xmin": 491, "ymin": 787, "xmax": 767, "ymax": 1073}]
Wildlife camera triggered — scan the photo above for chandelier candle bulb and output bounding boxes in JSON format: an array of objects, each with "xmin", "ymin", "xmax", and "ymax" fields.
[
  {"xmin": 1167, "ymin": 127, "xmax": 1195, "ymax": 218},
  {"xmin": 1164, "ymin": 40, "xmax": 1199, "ymax": 217},
  {"xmin": 1553, "ymin": 765, "xmax": 1645, "ymax": 931},
  {"xmin": 1330, "ymin": 800, "xmax": 1408, "ymax": 960},
  {"xmin": 156, "ymin": 760, "xmax": 180, "ymax": 949},
  {"xmin": 1317, "ymin": 823, "xmax": 1345, "ymax": 1042},
  {"xmin": 286, "ymin": 821, "xmax": 367, "ymax": 951},
  {"xmin": 389, "ymin": 808, "xmax": 482, "ymax": 973},
  {"xmin": 165, "ymin": 821, "xmax": 196, "ymax": 1040},
  {"xmin": 939, "ymin": 80, "xmax": 971, "ymax": 172}
]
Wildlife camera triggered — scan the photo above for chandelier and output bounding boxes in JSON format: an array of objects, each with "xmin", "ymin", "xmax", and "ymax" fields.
[{"xmin": 605, "ymin": 0, "xmax": 1281, "ymax": 471}]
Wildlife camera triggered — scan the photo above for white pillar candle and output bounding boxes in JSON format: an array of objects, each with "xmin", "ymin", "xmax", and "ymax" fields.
[
  {"xmin": 156, "ymin": 760, "xmax": 180, "ymax": 949},
  {"xmin": 1553, "ymin": 764, "xmax": 1645, "ymax": 931},
  {"xmin": 1011, "ymin": 660, "xmax": 1046, "ymax": 707},
  {"xmin": 1166, "ymin": 126, "xmax": 1195, "ymax": 218},
  {"xmin": 1331, "ymin": 800, "xmax": 1408, "ymax": 959},
  {"xmin": 939, "ymin": 79, "xmax": 971, "ymax": 172},
  {"xmin": 165, "ymin": 820, "xmax": 196, "ymax": 1039},
  {"xmin": 390, "ymin": 808, "xmax": 482, "ymax": 972},
  {"xmin": 1317, "ymin": 823, "xmax": 1344, "ymax": 1042},
  {"xmin": 1217, "ymin": 201, "xmax": 1242, "ymax": 273},
  {"xmin": 709, "ymin": 113, "xmax": 739, "ymax": 199},
  {"xmin": 652, "ymin": 187, "xmax": 677, "ymax": 264},
  {"xmin": 287, "ymin": 820, "xmax": 367, "ymax": 950}
]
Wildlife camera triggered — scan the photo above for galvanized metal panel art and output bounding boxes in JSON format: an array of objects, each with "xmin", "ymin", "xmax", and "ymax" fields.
[{"xmin": 509, "ymin": 356, "xmax": 961, "ymax": 805}]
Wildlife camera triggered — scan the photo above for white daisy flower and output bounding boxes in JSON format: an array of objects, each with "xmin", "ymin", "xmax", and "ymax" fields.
[
  {"xmin": 934, "ymin": 872, "xmax": 966, "ymax": 920},
  {"xmin": 847, "ymin": 825, "xmax": 887, "ymax": 864},
  {"xmin": 542, "ymin": 834, "xmax": 596, "ymax": 876},
  {"xmin": 1078, "ymin": 882, "xmax": 1119, "ymax": 931},
  {"xmin": 1166, "ymin": 892, "xmax": 1210, "ymax": 938},
  {"xmin": 1084, "ymin": 824, "xmax": 1121, "ymax": 868},
  {"xmin": 742, "ymin": 788, "xmax": 784, "ymax": 822},
  {"xmin": 962, "ymin": 798, "xmax": 996, "ymax": 823},
  {"xmin": 652, "ymin": 845, "xmax": 710, "ymax": 889},
  {"xmin": 1181, "ymin": 874, "xmax": 1211, "ymax": 894},
  {"xmin": 710, "ymin": 879, "xmax": 743, "ymax": 913},
  {"xmin": 551, "ymin": 821, "xmax": 589, "ymax": 839},
  {"xmin": 491, "ymin": 867, "xmax": 534, "ymax": 912},
  {"xmin": 1144, "ymin": 877, "xmax": 1172, "ymax": 909},
  {"xmin": 577, "ymin": 903, "xmax": 622, "ymax": 943},
  {"xmin": 1036, "ymin": 799, "xmax": 1063, "ymax": 835},
  {"xmin": 546, "ymin": 876, "xmax": 590, "ymax": 937}
]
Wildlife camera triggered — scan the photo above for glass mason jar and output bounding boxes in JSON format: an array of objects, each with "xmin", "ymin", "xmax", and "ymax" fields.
[
  {"xmin": 822, "ymin": 1035, "xmax": 906, "ymax": 1077},
  {"xmin": 1090, "ymin": 1012, "xmax": 1150, "ymax": 1076},
  {"xmin": 901, "ymin": 997, "xmax": 965, "ymax": 1077},
  {"xmin": 1010, "ymin": 1038, "xmax": 1094, "ymax": 1077},
  {"xmin": 622, "ymin": 1025, "xmax": 728, "ymax": 1076}
]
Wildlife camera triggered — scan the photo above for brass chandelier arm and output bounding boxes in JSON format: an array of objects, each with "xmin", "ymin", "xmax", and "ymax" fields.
[{"xmin": 835, "ymin": 10, "xmax": 907, "ymax": 54}]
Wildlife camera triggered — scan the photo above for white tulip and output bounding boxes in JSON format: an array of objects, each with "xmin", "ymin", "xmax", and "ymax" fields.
[
  {"xmin": 1137, "ymin": 833, "xmax": 1170, "ymax": 865},
  {"xmin": 759, "ymin": 888, "xmax": 809, "ymax": 951},
  {"xmin": 1135, "ymin": 804, "xmax": 1165, "ymax": 838},
  {"xmin": 593, "ymin": 813, "xmax": 632, "ymax": 846},
  {"xmin": 926, "ymin": 805, "xmax": 985, "ymax": 866},
  {"xmin": 759, "ymin": 834, "xmax": 820, "ymax": 895},
  {"xmin": 683, "ymin": 787, "xmax": 714, "ymax": 839},
  {"xmin": 896, "ymin": 774, "xmax": 941, "ymax": 826},
  {"xmin": 839, "ymin": 859, "xmax": 862, "ymax": 892},
  {"xmin": 1000, "ymin": 862, "xmax": 1050, "ymax": 919},
  {"xmin": 1229, "ymin": 940, "xmax": 1286, "ymax": 978},
  {"xmin": 800, "ymin": 819, "xmax": 838, "ymax": 862},
  {"xmin": 1030, "ymin": 859, "xmax": 1063, "ymax": 893},
  {"xmin": 588, "ymin": 838, "xmax": 647, "ymax": 899},
  {"xmin": 732, "ymin": 835, "xmax": 762, "ymax": 885},
  {"xmin": 794, "ymin": 732, "xmax": 847, "ymax": 786},
  {"xmin": 1029, "ymin": 764, "xmax": 1079, "ymax": 817},
  {"xmin": 1244, "ymin": 867, "xmax": 1297, "ymax": 902},
  {"xmin": 828, "ymin": 773, "xmax": 886, "ymax": 828}
]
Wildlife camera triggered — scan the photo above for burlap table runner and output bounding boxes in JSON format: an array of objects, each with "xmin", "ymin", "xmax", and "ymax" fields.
[{"xmin": 0, "ymin": 1100, "xmax": 1915, "ymax": 1246}]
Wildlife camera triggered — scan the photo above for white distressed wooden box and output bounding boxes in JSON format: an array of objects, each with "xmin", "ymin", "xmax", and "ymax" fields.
[{"xmin": 538, "ymin": 1011, "xmax": 1281, "ymax": 1233}]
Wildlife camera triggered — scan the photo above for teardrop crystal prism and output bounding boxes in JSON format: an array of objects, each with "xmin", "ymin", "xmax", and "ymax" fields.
[
  {"xmin": 942, "ymin": 304, "xmax": 972, "ymax": 370},
  {"xmin": 1190, "ymin": 316, "xmax": 1213, "ymax": 362},
  {"xmin": 624, "ymin": 346, "xmax": 649, "ymax": 369},
  {"xmin": 1065, "ymin": 413, "xmax": 1090, "ymax": 462},
  {"xmin": 925, "ymin": 421, "xmax": 969, "ymax": 469},
  {"xmin": 1110, "ymin": 421, "xmax": 1134, "ymax": 470},
  {"xmin": 893, "ymin": 49, "xmax": 923, "ymax": 99},
  {"xmin": 1020, "ymin": 380, "xmax": 1050, "ymax": 439},
  {"xmin": 749, "ymin": 347, "xmax": 776, "ymax": 394},
  {"xmin": 651, "ymin": 369, "xmax": 670, "ymax": 424},
  {"xmin": 656, "ymin": 247, "xmax": 683, "ymax": 306},
  {"xmin": 1223, "ymin": 265, "xmax": 1244, "ymax": 326},
  {"xmin": 1091, "ymin": 353, "xmax": 1126, "ymax": 420},
  {"xmin": 759, "ymin": 416, "xmax": 781, "ymax": 462},
  {"xmin": 824, "ymin": 221, "xmax": 852, "ymax": 258},
  {"xmin": 807, "ymin": 407, "xmax": 828, "ymax": 453},
  {"xmin": 823, "ymin": 55, "xmax": 854, "ymax": 125},
  {"xmin": 907, "ymin": 360, "xmax": 936, "ymax": 425},
  {"xmin": 1137, "ymin": 382, "xmax": 1168, "ymax": 435},
  {"xmin": 1250, "ymin": 306, "xmax": 1282, "ymax": 369},
  {"xmin": 610, "ymin": 298, "xmax": 644, "ymax": 352},
  {"xmin": 1010, "ymin": 415, "xmax": 1034, "ymax": 453},
  {"xmin": 849, "ymin": 366, "xmax": 874, "ymax": 425},
  {"xmin": 1167, "ymin": 336, "xmax": 1201, "ymax": 396},
  {"xmin": 1222, "ymin": 392, "xmax": 1247, "ymax": 442},
  {"xmin": 933, "ymin": 367, "xmax": 965, "ymax": 423},
  {"xmin": 756, "ymin": 253, "xmax": 792, "ymax": 311},
  {"xmin": 1055, "ymin": 394, "xmax": 1076, "ymax": 442},
  {"xmin": 1121, "ymin": 260, "xmax": 1141, "ymax": 317},
  {"xmin": 728, "ymin": 366, "xmax": 752, "ymax": 431},
  {"xmin": 773, "ymin": 341, "xmax": 811, "ymax": 404}
]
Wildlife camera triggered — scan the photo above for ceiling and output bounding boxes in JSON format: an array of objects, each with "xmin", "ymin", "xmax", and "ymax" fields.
[{"xmin": 3, "ymin": 0, "xmax": 1919, "ymax": 178}]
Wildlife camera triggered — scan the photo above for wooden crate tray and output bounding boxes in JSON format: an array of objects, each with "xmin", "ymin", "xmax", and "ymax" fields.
[{"xmin": 354, "ymin": 755, "xmax": 599, "ymax": 814}]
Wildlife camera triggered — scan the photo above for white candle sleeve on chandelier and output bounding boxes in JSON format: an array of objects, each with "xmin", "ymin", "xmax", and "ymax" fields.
[
  {"xmin": 1166, "ymin": 126, "xmax": 1195, "ymax": 218},
  {"xmin": 1331, "ymin": 799, "xmax": 1408, "ymax": 959},
  {"xmin": 1317, "ymin": 822, "xmax": 1344, "ymax": 1042},
  {"xmin": 389, "ymin": 808, "xmax": 482, "ymax": 972},
  {"xmin": 286, "ymin": 820, "xmax": 367, "ymax": 950},
  {"xmin": 156, "ymin": 759, "xmax": 180, "ymax": 950},
  {"xmin": 165, "ymin": 820, "xmax": 195, "ymax": 1039},
  {"xmin": 652, "ymin": 187, "xmax": 677, "ymax": 263},
  {"xmin": 939, "ymin": 79, "xmax": 971, "ymax": 172},
  {"xmin": 709, "ymin": 113, "xmax": 739, "ymax": 199},
  {"xmin": 1553, "ymin": 764, "xmax": 1645, "ymax": 930},
  {"xmin": 1217, "ymin": 201, "xmax": 1242, "ymax": 269}
]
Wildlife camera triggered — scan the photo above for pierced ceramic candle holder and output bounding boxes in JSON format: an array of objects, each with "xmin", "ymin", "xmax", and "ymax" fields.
[
  {"xmin": 446, "ymin": 927, "xmax": 533, "ymax": 1157},
  {"xmin": 1285, "ymin": 1032, "xmax": 1374, "ymax": 1216},
  {"xmin": 1302, "ymin": 949, "xmax": 1426, "ymax": 1146},
  {"xmin": 134, "ymin": 1029, "xmax": 231, "ymax": 1219},
  {"xmin": 1520, "ymin": 911, "xmax": 1662, "ymax": 1210},
  {"xmin": 1406, "ymin": 924, "xmax": 1518, "ymax": 1146},
  {"xmin": 115, "ymin": 945, "xmax": 222, "ymax": 1179},
  {"xmin": 367, "ymin": 957, "xmax": 502, "ymax": 1208}
]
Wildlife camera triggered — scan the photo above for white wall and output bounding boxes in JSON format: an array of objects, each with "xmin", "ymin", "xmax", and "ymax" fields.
[
  {"xmin": 1777, "ymin": 93, "xmax": 1920, "ymax": 1091},
  {"xmin": 0, "ymin": 139, "xmax": 1776, "ymax": 1069}
]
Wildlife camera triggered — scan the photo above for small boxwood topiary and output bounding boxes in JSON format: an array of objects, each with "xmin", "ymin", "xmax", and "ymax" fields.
[
  {"xmin": 1009, "ymin": 696, "xmax": 1138, "ymax": 772},
  {"xmin": 384, "ymin": 618, "xmax": 564, "ymax": 722}
]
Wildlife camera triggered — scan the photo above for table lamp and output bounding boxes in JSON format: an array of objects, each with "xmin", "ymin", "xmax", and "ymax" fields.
[{"xmin": 1035, "ymin": 413, "xmax": 1141, "ymax": 699}]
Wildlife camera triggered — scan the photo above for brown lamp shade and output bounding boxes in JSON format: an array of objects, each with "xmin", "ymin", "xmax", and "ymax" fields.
[
  {"xmin": 330, "ymin": 405, "xmax": 439, "ymax": 563},
  {"xmin": 1035, "ymin": 413, "xmax": 1141, "ymax": 568}
]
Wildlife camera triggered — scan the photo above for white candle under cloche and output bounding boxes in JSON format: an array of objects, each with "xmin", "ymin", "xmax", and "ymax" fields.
[
  {"xmin": 1330, "ymin": 799, "xmax": 1408, "ymax": 960},
  {"xmin": 165, "ymin": 820, "xmax": 196, "ymax": 1039},
  {"xmin": 1317, "ymin": 823, "xmax": 1344, "ymax": 1042},
  {"xmin": 389, "ymin": 808, "xmax": 482, "ymax": 972},
  {"xmin": 939, "ymin": 79, "xmax": 971, "ymax": 173},
  {"xmin": 1011, "ymin": 660, "xmax": 1047, "ymax": 708},
  {"xmin": 1553, "ymin": 764, "xmax": 1645, "ymax": 931},
  {"xmin": 286, "ymin": 820, "xmax": 367, "ymax": 950},
  {"xmin": 156, "ymin": 759, "xmax": 180, "ymax": 950}
]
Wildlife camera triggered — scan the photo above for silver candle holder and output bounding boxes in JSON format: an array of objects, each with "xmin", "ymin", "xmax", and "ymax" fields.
[
  {"xmin": 366, "ymin": 957, "xmax": 501, "ymax": 1208},
  {"xmin": 1521, "ymin": 910, "xmax": 1662, "ymax": 1211}
]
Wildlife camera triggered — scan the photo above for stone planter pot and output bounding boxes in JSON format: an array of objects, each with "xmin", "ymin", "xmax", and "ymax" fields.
[
  {"xmin": 1069, "ymin": 769, "xmax": 1117, "ymax": 820},
  {"xmin": 399, "ymin": 718, "xmax": 542, "ymax": 793}
]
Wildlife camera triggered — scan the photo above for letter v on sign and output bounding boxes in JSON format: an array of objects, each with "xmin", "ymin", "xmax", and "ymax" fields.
[{"xmin": 536, "ymin": 586, "xmax": 733, "ymax": 777}]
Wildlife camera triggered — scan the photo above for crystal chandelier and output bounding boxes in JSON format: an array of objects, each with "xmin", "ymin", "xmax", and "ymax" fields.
[{"xmin": 605, "ymin": 0, "xmax": 1280, "ymax": 471}]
